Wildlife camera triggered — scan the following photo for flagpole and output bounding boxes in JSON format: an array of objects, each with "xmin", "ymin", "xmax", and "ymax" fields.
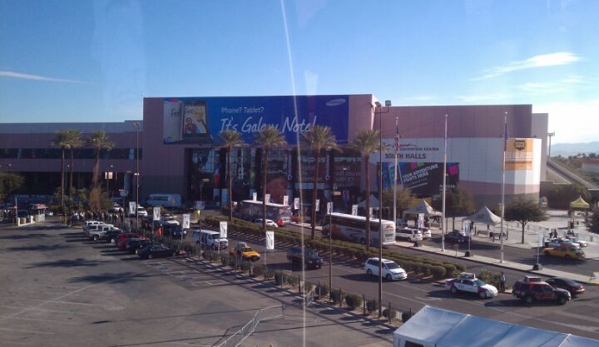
[
  {"xmin": 500, "ymin": 112, "xmax": 507, "ymax": 263},
  {"xmin": 393, "ymin": 116, "xmax": 399, "ymax": 226},
  {"xmin": 441, "ymin": 114, "xmax": 447, "ymax": 252}
]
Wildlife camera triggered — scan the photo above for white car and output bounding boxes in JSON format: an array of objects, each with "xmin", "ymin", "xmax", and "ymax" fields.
[
  {"xmin": 565, "ymin": 236, "xmax": 588, "ymax": 248},
  {"xmin": 445, "ymin": 276, "xmax": 498, "ymax": 299},
  {"xmin": 253, "ymin": 218, "xmax": 278, "ymax": 228},
  {"xmin": 546, "ymin": 237, "xmax": 580, "ymax": 248},
  {"xmin": 419, "ymin": 227, "xmax": 432, "ymax": 239},
  {"xmin": 363, "ymin": 257, "xmax": 407, "ymax": 281},
  {"xmin": 160, "ymin": 215, "xmax": 180, "ymax": 226}
]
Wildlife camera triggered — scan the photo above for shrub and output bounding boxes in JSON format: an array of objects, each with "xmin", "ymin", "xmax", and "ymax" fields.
[
  {"xmin": 331, "ymin": 288, "xmax": 344, "ymax": 304},
  {"xmin": 402, "ymin": 311, "xmax": 413, "ymax": 322},
  {"xmin": 252, "ymin": 264, "xmax": 265, "ymax": 277},
  {"xmin": 382, "ymin": 307, "xmax": 397, "ymax": 319},
  {"xmin": 317, "ymin": 282, "xmax": 330, "ymax": 298},
  {"xmin": 345, "ymin": 293, "xmax": 363, "ymax": 310},
  {"xmin": 366, "ymin": 298, "xmax": 378, "ymax": 313},
  {"xmin": 430, "ymin": 265, "xmax": 447, "ymax": 280}
]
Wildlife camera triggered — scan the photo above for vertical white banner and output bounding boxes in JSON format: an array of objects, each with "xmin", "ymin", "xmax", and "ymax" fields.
[
  {"xmin": 266, "ymin": 231, "xmax": 275, "ymax": 250},
  {"xmin": 418, "ymin": 213, "xmax": 424, "ymax": 229},
  {"xmin": 352, "ymin": 204, "xmax": 358, "ymax": 216},
  {"xmin": 283, "ymin": 195, "xmax": 289, "ymax": 206},
  {"xmin": 539, "ymin": 228, "xmax": 546, "ymax": 247},
  {"xmin": 327, "ymin": 202, "xmax": 333, "ymax": 214},
  {"xmin": 294, "ymin": 197, "xmax": 300, "ymax": 210},
  {"xmin": 315, "ymin": 199, "xmax": 320, "ymax": 212},
  {"xmin": 369, "ymin": 207, "xmax": 373, "ymax": 218},
  {"xmin": 182, "ymin": 214, "xmax": 190, "ymax": 229},
  {"xmin": 153, "ymin": 207, "xmax": 161, "ymax": 221},
  {"xmin": 462, "ymin": 220, "xmax": 471, "ymax": 237},
  {"xmin": 129, "ymin": 201, "xmax": 137, "ymax": 215},
  {"xmin": 219, "ymin": 221, "xmax": 228, "ymax": 239},
  {"xmin": 252, "ymin": 192, "xmax": 257, "ymax": 201},
  {"xmin": 265, "ymin": 194, "xmax": 271, "ymax": 203}
]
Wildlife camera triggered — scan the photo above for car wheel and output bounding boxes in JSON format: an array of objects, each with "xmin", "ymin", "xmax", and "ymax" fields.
[
  {"xmin": 564, "ymin": 255, "xmax": 571, "ymax": 260},
  {"xmin": 479, "ymin": 291, "xmax": 487, "ymax": 299},
  {"xmin": 525, "ymin": 296, "xmax": 534, "ymax": 305},
  {"xmin": 367, "ymin": 269, "xmax": 373, "ymax": 276},
  {"xmin": 386, "ymin": 274, "xmax": 392, "ymax": 281},
  {"xmin": 93, "ymin": 235, "xmax": 99, "ymax": 241},
  {"xmin": 544, "ymin": 251, "xmax": 550, "ymax": 256},
  {"xmin": 450, "ymin": 286, "xmax": 458, "ymax": 294},
  {"xmin": 148, "ymin": 254, "xmax": 153, "ymax": 259},
  {"xmin": 558, "ymin": 296, "xmax": 567, "ymax": 305},
  {"xmin": 110, "ymin": 238, "xmax": 115, "ymax": 244}
]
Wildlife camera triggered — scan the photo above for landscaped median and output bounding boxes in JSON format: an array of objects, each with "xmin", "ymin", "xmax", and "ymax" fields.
[{"xmin": 202, "ymin": 215, "xmax": 468, "ymax": 281}]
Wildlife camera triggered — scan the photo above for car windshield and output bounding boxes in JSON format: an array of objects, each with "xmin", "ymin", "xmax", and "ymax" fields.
[
  {"xmin": 474, "ymin": 279, "xmax": 485, "ymax": 286},
  {"xmin": 385, "ymin": 262, "xmax": 400, "ymax": 270}
]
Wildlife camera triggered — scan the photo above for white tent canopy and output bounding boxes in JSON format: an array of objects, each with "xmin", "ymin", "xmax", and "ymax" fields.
[
  {"xmin": 464, "ymin": 206, "xmax": 501, "ymax": 226},
  {"xmin": 403, "ymin": 199, "xmax": 441, "ymax": 217},
  {"xmin": 356, "ymin": 194, "xmax": 380, "ymax": 208},
  {"xmin": 393, "ymin": 306, "xmax": 597, "ymax": 347}
]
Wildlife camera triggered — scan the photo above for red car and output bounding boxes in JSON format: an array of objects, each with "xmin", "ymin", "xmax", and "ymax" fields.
[
  {"xmin": 115, "ymin": 233, "xmax": 143, "ymax": 250},
  {"xmin": 545, "ymin": 278, "xmax": 585, "ymax": 297}
]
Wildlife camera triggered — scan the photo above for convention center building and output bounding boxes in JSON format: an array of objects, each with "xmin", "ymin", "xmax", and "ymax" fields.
[{"xmin": 0, "ymin": 94, "xmax": 548, "ymax": 210}]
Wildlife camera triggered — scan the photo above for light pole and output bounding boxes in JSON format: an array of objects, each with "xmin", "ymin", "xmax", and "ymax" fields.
[
  {"xmin": 133, "ymin": 122, "xmax": 141, "ymax": 229},
  {"xmin": 441, "ymin": 115, "xmax": 448, "ymax": 252},
  {"xmin": 375, "ymin": 100, "xmax": 391, "ymax": 317},
  {"xmin": 547, "ymin": 131, "xmax": 555, "ymax": 158}
]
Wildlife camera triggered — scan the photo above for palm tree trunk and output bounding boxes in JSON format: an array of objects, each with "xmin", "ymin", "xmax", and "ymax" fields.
[
  {"xmin": 60, "ymin": 148, "xmax": 65, "ymax": 211},
  {"xmin": 311, "ymin": 151, "xmax": 320, "ymax": 240},
  {"xmin": 69, "ymin": 149, "xmax": 74, "ymax": 211},
  {"xmin": 365, "ymin": 155, "xmax": 371, "ymax": 251},
  {"xmin": 93, "ymin": 150, "xmax": 100, "ymax": 187},
  {"xmin": 262, "ymin": 148, "xmax": 268, "ymax": 231},
  {"xmin": 227, "ymin": 147, "xmax": 233, "ymax": 221}
]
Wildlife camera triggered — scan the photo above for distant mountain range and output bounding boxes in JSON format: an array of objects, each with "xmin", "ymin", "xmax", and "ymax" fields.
[{"xmin": 551, "ymin": 142, "xmax": 599, "ymax": 157}]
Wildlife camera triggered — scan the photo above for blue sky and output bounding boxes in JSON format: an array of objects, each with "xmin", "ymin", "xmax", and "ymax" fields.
[{"xmin": 0, "ymin": 0, "xmax": 597, "ymax": 144}]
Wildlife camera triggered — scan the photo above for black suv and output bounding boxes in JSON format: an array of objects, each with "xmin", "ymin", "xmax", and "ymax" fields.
[
  {"xmin": 512, "ymin": 277, "xmax": 571, "ymax": 305},
  {"xmin": 287, "ymin": 247, "xmax": 324, "ymax": 269}
]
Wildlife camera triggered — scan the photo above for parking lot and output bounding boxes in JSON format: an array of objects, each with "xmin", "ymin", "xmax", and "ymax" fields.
[{"xmin": 0, "ymin": 220, "xmax": 392, "ymax": 347}]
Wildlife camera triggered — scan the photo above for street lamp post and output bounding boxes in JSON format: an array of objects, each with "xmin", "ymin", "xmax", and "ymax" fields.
[
  {"xmin": 375, "ymin": 100, "xmax": 391, "ymax": 317},
  {"xmin": 133, "ymin": 122, "xmax": 141, "ymax": 230}
]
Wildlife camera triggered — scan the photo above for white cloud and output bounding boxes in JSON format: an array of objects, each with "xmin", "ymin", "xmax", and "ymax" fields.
[
  {"xmin": 0, "ymin": 70, "xmax": 88, "ymax": 84},
  {"xmin": 534, "ymin": 99, "xmax": 599, "ymax": 144},
  {"xmin": 456, "ymin": 92, "xmax": 511, "ymax": 103},
  {"xmin": 472, "ymin": 52, "xmax": 581, "ymax": 80}
]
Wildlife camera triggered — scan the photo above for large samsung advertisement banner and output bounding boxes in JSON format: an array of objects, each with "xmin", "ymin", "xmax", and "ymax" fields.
[
  {"xmin": 162, "ymin": 95, "xmax": 350, "ymax": 145},
  {"xmin": 506, "ymin": 138, "xmax": 533, "ymax": 171}
]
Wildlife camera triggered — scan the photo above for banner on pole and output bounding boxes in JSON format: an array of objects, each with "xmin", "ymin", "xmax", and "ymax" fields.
[
  {"xmin": 219, "ymin": 221, "xmax": 228, "ymax": 239},
  {"xmin": 266, "ymin": 231, "xmax": 275, "ymax": 250},
  {"xmin": 153, "ymin": 207, "xmax": 161, "ymax": 221},
  {"xmin": 294, "ymin": 197, "xmax": 300, "ymax": 210},
  {"xmin": 352, "ymin": 204, "xmax": 358, "ymax": 216},
  {"xmin": 182, "ymin": 214, "xmax": 190, "ymax": 229}
]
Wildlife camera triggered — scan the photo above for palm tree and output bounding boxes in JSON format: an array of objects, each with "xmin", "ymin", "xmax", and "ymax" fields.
[
  {"xmin": 349, "ymin": 129, "xmax": 380, "ymax": 250},
  {"xmin": 87, "ymin": 131, "xmax": 115, "ymax": 187},
  {"xmin": 301, "ymin": 125, "xmax": 339, "ymax": 240},
  {"xmin": 218, "ymin": 129, "xmax": 245, "ymax": 221},
  {"xmin": 254, "ymin": 125, "xmax": 287, "ymax": 231},
  {"xmin": 51, "ymin": 129, "xmax": 82, "ymax": 212},
  {"xmin": 67, "ymin": 130, "xmax": 84, "ymax": 210}
]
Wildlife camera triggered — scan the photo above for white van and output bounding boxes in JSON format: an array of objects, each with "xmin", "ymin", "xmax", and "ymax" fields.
[
  {"xmin": 192, "ymin": 229, "xmax": 228, "ymax": 250},
  {"xmin": 396, "ymin": 227, "xmax": 423, "ymax": 242},
  {"xmin": 146, "ymin": 193, "xmax": 182, "ymax": 208}
]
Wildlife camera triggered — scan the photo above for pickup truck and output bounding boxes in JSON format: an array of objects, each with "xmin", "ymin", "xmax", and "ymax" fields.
[
  {"xmin": 88, "ymin": 224, "xmax": 120, "ymax": 241},
  {"xmin": 230, "ymin": 242, "xmax": 261, "ymax": 261}
]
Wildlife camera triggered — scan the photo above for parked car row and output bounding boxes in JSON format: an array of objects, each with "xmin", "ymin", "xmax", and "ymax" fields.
[{"xmin": 80, "ymin": 220, "xmax": 180, "ymax": 259}]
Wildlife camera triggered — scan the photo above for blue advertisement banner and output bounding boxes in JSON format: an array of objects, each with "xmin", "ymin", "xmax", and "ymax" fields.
[
  {"xmin": 162, "ymin": 95, "xmax": 349, "ymax": 145},
  {"xmin": 381, "ymin": 162, "xmax": 460, "ymax": 196}
]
